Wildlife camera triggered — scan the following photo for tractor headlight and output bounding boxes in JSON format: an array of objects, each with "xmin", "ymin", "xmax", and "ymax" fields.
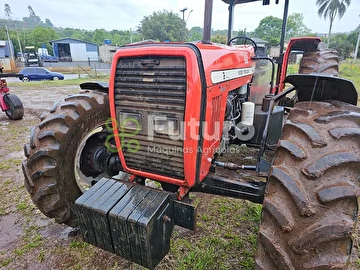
[
  {"xmin": 153, "ymin": 116, "xmax": 180, "ymax": 136},
  {"xmin": 118, "ymin": 112, "xmax": 142, "ymax": 131}
]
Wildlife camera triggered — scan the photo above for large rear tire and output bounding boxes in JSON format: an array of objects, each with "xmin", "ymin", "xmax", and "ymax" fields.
[
  {"xmin": 256, "ymin": 101, "xmax": 360, "ymax": 269},
  {"xmin": 298, "ymin": 50, "xmax": 339, "ymax": 76},
  {"xmin": 4, "ymin": 93, "xmax": 24, "ymax": 120},
  {"xmin": 22, "ymin": 91, "xmax": 119, "ymax": 227}
]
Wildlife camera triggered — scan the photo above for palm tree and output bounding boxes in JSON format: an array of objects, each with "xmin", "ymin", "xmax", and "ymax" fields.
[{"xmin": 316, "ymin": 0, "xmax": 351, "ymax": 47}]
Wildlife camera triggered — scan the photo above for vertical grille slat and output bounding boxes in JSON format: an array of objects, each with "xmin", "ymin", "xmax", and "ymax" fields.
[{"xmin": 114, "ymin": 56, "xmax": 186, "ymax": 179}]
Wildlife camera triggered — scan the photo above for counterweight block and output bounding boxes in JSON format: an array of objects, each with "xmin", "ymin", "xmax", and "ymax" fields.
[{"xmin": 75, "ymin": 178, "xmax": 176, "ymax": 269}]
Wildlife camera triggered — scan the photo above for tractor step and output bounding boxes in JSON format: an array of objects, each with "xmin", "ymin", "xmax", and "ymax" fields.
[{"xmin": 74, "ymin": 178, "xmax": 194, "ymax": 269}]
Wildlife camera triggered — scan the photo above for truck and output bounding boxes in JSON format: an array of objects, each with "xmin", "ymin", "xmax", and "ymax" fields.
[
  {"xmin": 38, "ymin": 47, "xmax": 59, "ymax": 62},
  {"xmin": 23, "ymin": 0, "xmax": 359, "ymax": 269},
  {"xmin": 24, "ymin": 46, "xmax": 42, "ymax": 67}
]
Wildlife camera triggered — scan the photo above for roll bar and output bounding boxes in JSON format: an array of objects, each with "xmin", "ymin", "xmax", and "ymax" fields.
[{"xmin": 202, "ymin": 0, "xmax": 289, "ymax": 57}]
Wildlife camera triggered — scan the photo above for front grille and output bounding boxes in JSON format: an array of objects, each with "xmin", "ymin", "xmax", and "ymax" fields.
[{"xmin": 114, "ymin": 56, "xmax": 186, "ymax": 179}]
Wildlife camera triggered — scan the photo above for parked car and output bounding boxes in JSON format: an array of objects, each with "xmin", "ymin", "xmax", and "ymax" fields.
[
  {"xmin": 18, "ymin": 67, "xmax": 64, "ymax": 82},
  {"xmin": 41, "ymin": 55, "xmax": 59, "ymax": 62}
]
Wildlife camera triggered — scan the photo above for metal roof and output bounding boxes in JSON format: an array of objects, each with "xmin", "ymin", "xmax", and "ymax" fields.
[{"xmin": 49, "ymin": 37, "xmax": 97, "ymax": 46}]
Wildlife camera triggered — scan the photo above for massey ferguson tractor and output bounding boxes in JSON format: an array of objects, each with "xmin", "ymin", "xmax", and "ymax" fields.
[{"xmin": 22, "ymin": 0, "xmax": 360, "ymax": 269}]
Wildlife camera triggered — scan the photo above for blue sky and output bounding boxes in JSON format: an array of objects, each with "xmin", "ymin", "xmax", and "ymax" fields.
[{"xmin": 3, "ymin": 0, "xmax": 360, "ymax": 33}]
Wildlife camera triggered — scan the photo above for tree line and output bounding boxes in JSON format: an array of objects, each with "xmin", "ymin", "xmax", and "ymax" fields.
[{"xmin": 1, "ymin": 1, "xmax": 358, "ymax": 60}]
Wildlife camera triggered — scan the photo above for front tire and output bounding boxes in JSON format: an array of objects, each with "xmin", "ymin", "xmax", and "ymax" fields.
[
  {"xmin": 22, "ymin": 76, "xmax": 29, "ymax": 82},
  {"xmin": 52, "ymin": 76, "xmax": 59, "ymax": 81},
  {"xmin": 4, "ymin": 93, "xmax": 24, "ymax": 120},
  {"xmin": 23, "ymin": 91, "xmax": 117, "ymax": 227},
  {"xmin": 256, "ymin": 101, "xmax": 360, "ymax": 269}
]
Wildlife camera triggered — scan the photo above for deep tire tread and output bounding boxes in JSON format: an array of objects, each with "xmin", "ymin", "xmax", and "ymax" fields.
[
  {"xmin": 256, "ymin": 101, "xmax": 360, "ymax": 269},
  {"xmin": 258, "ymin": 231, "xmax": 294, "ymax": 270},
  {"xmin": 285, "ymin": 120, "xmax": 327, "ymax": 147},
  {"xmin": 271, "ymin": 167, "xmax": 314, "ymax": 216},
  {"xmin": 289, "ymin": 216, "xmax": 353, "ymax": 255},
  {"xmin": 23, "ymin": 91, "xmax": 109, "ymax": 227},
  {"xmin": 299, "ymin": 50, "xmax": 339, "ymax": 76},
  {"xmin": 263, "ymin": 200, "xmax": 294, "ymax": 232},
  {"xmin": 329, "ymin": 127, "xmax": 360, "ymax": 139}
]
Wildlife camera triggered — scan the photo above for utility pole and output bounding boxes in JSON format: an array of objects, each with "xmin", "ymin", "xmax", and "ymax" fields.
[
  {"xmin": 5, "ymin": 4, "xmax": 23, "ymax": 60},
  {"xmin": 354, "ymin": 29, "xmax": 360, "ymax": 63},
  {"xmin": 186, "ymin": 10, "xmax": 193, "ymax": 23},
  {"xmin": 180, "ymin": 7, "xmax": 188, "ymax": 20},
  {"xmin": 4, "ymin": 4, "xmax": 16, "ymax": 70},
  {"xmin": 354, "ymin": 17, "xmax": 360, "ymax": 63}
]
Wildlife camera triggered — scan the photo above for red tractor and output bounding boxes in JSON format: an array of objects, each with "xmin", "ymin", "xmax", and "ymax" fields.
[{"xmin": 23, "ymin": 0, "xmax": 359, "ymax": 269}]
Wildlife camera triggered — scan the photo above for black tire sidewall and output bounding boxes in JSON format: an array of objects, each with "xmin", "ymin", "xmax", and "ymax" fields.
[
  {"xmin": 56, "ymin": 106, "xmax": 111, "ymax": 210},
  {"xmin": 4, "ymin": 94, "xmax": 24, "ymax": 120}
]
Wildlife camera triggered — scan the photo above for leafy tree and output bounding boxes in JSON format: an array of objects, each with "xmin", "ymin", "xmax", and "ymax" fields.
[
  {"xmin": 26, "ymin": 27, "xmax": 59, "ymax": 54},
  {"xmin": 237, "ymin": 28, "xmax": 247, "ymax": 37},
  {"xmin": 211, "ymin": 34, "xmax": 227, "ymax": 44},
  {"xmin": 212, "ymin": 29, "xmax": 228, "ymax": 36},
  {"xmin": 254, "ymin": 13, "xmax": 312, "ymax": 46},
  {"xmin": 316, "ymin": 0, "xmax": 351, "ymax": 47},
  {"xmin": 93, "ymin": 29, "xmax": 111, "ymax": 45},
  {"xmin": 286, "ymin": 13, "xmax": 312, "ymax": 40},
  {"xmin": 188, "ymin": 26, "xmax": 203, "ymax": 41},
  {"xmin": 254, "ymin": 16, "xmax": 282, "ymax": 46},
  {"xmin": 234, "ymin": 28, "xmax": 248, "ymax": 45},
  {"xmin": 329, "ymin": 32, "xmax": 354, "ymax": 58},
  {"xmin": 139, "ymin": 10, "xmax": 188, "ymax": 42},
  {"xmin": 44, "ymin": 18, "xmax": 54, "ymax": 28},
  {"xmin": 346, "ymin": 26, "xmax": 360, "ymax": 58}
]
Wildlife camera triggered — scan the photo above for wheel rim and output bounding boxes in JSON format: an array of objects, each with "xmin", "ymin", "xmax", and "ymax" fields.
[
  {"xmin": 74, "ymin": 121, "xmax": 112, "ymax": 192},
  {"xmin": 53, "ymin": 76, "xmax": 59, "ymax": 81},
  {"xmin": 22, "ymin": 77, "xmax": 29, "ymax": 82}
]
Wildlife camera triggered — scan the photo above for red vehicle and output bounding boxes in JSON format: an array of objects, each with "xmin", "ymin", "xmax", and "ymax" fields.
[
  {"xmin": 0, "ymin": 74, "xmax": 24, "ymax": 120},
  {"xmin": 23, "ymin": 0, "xmax": 359, "ymax": 269}
]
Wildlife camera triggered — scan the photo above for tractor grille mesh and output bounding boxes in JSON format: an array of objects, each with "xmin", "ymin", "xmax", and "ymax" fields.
[{"xmin": 114, "ymin": 56, "xmax": 186, "ymax": 179}]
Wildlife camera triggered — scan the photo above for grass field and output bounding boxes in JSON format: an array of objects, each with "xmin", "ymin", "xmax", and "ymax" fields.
[{"xmin": 340, "ymin": 60, "xmax": 360, "ymax": 91}]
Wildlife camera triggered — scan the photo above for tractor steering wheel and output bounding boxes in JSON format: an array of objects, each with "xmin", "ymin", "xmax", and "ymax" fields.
[{"xmin": 227, "ymin": 36, "xmax": 258, "ymax": 53}]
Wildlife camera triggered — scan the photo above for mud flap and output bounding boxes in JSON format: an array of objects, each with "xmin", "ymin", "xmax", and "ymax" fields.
[{"xmin": 75, "ymin": 178, "xmax": 177, "ymax": 269}]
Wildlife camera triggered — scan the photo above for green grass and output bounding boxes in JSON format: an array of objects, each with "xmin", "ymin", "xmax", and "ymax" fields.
[
  {"xmin": 1, "ymin": 258, "xmax": 12, "ymax": 267},
  {"xmin": 168, "ymin": 195, "xmax": 261, "ymax": 270},
  {"xmin": 69, "ymin": 240, "xmax": 89, "ymax": 249},
  {"xmin": 14, "ymin": 234, "xmax": 43, "ymax": 256},
  {"xmin": 340, "ymin": 60, "xmax": 360, "ymax": 91},
  {"xmin": 0, "ymin": 158, "xmax": 22, "ymax": 171},
  {"xmin": 16, "ymin": 203, "xmax": 29, "ymax": 211}
]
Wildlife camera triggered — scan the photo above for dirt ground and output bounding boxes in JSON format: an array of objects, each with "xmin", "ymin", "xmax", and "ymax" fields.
[
  {"xmin": 0, "ymin": 81, "xmax": 359, "ymax": 269},
  {"xmin": 0, "ymin": 83, "xmax": 133, "ymax": 269}
]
